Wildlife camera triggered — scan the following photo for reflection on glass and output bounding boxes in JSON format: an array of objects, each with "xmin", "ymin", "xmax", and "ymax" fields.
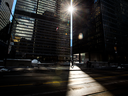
[
  {"xmin": 16, "ymin": 0, "xmax": 37, "ymax": 13},
  {"xmin": 14, "ymin": 15, "xmax": 35, "ymax": 41},
  {"xmin": 37, "ymin": 0, "xmax": 56, "ymax": 15}
]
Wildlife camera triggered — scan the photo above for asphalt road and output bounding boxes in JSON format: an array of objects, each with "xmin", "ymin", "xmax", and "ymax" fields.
[{"xmin": 0, "ymin": 65, "xmax": 128, "ymax": 96}]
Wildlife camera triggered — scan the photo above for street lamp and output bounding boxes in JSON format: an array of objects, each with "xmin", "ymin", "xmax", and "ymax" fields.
[
  {"xmin": 4, "ymin": 2, "xmax": 18, "ymax": 66},
  {"xmin": 68, "ymin": 0, "xmax": 73, "ymax": 67}
]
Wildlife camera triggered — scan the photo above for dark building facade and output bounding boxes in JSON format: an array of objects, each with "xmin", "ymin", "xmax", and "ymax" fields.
[
  {"xmin": 73, "ymin": 0, "xmax": 128, "ymax": 63},
  {"xmin": 11, "ymin": 0, "xmax": 70, "ymax": 62},
  {"xmin": 0, "ymin": 0, "xmax": 14, "ymax": 60}
]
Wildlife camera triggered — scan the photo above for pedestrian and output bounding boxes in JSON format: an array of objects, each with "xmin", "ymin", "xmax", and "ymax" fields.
[{"xmin": 71, "ymin": 60, "xmax": 74, "ymax": 68}]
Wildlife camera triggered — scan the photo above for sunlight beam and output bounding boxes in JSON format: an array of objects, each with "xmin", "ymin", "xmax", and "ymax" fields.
[{"xmin": 66, "ymin": 65, "xmax": 113, "ymax": 96}]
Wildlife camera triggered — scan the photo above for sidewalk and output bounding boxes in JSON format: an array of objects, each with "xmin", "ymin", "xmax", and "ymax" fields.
[
  {"xmin": 4, "ymin": 63, "xmax": 123, "ymax": 72},
  {"xmin": 8, "ymin": 65, "xmax": 103, "ymax": 72}
]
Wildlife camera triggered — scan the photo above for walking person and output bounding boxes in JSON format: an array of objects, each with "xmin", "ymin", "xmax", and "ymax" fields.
[{"xmin": 71, "ymin": 60, "xmax": 74, "ymax": 68}]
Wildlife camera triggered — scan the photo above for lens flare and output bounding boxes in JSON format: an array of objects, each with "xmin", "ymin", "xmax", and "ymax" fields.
[
  {"xmin": 68, "ymin": 6, "xmax": 73, "ymax": 12},
  {"xmin": 78, "ymin": 33, "xmax": 83, "ymax": 40}
]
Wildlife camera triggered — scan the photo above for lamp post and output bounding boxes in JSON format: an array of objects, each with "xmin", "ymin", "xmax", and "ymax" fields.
[
  {"xmin": 69, "ymin": 0, "xmax": 73, "ymax": 67},
  {"xmin": 4, "ymin": 2, "xmax": 18, "ymax": 67}
]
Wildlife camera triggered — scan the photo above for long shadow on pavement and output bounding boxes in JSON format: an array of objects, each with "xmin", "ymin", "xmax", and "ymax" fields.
[{"xmin": 0, "ymin": 66, "xmax": 70, "ymax": 96}]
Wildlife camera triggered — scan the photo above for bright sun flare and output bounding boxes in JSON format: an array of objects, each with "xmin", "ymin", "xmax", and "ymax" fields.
[{"xmin": 68, "ymin": 6, "xmax": 73, "ymax": 12}]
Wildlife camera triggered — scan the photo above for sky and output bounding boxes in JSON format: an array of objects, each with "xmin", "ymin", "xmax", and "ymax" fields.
[{"xmin": 10, "ymin": 0, "xmax": 17, "ymax": 21}]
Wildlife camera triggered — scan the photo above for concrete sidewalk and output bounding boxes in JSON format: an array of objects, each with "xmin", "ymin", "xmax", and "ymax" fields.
[{"xmin": 4, "ymin": 63, "xmax": 123, "ymax": 73}]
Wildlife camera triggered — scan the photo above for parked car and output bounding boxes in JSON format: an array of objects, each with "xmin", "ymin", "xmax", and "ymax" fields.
[{"xmin": 31, "ymin": 59, "xmax": 41, "ymax": 67}]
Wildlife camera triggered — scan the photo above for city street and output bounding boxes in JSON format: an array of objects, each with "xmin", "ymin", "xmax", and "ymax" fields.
[
  {"xmin": 0, "ymin": 65, "xmax": 128, "ymax": 96},
  {"xmin": 1, "ymin": 1, "xmax": 128, "ymax": 96}
]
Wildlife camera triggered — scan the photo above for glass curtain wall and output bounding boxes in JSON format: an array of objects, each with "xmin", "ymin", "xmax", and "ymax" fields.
[
  {"xmin": 0, "ymin": 0, "xmax": 14, "ymax": 60},
  {"xmin": 11, "ymin": 0, "xmax": 70, "ymax": 62}
]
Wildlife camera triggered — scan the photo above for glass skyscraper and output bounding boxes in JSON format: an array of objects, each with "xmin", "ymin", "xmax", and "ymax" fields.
[
  {"xmin": 0, "ymin": 0, "xmax": 14, "ymax": 60},
  {"xmin": 0, "ymin": 0, "xmax": 14, "ymax": 31},
  {"xmin": 73, "ymin": 0, "xmax": 128, "ymax": 63},
  {"xmin": 11, "ymin": 0, "xmax": 70, "ymax": 62}
]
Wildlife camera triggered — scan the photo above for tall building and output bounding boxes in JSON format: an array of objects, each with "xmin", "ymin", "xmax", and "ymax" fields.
[
  {"xmin": 0, "ymin": 0, "xmax": 14, "ymax": 31},
  {"xmin": 0, "ymin": 0, "xmax": 14, "ymax": 60},
  {"xmin": 73, "ymin": 0, "xmax": 128, "ymax": 63},
  {"xmin": 11, "ymin": 0, "xmax": 70, "ymax": 62}
]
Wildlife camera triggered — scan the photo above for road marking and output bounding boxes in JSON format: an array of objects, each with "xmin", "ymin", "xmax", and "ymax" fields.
[
  {"xmin": 19, "ymin": 83, "xmax": 33, "ymax": 86},
  {"xmin": 0, "ymin": 84, "xmax": 33, "ymax": 87},
  {"xmin": 43, "ymin": 81, "xmax": 67, "ymax": 84},
  {"xmin": 1, "ymin": 74, "xmax": 128, "ymax": 87},
  {"xmin": 0, "ymin": 85, "xmax": 18, "ymax": 87}
]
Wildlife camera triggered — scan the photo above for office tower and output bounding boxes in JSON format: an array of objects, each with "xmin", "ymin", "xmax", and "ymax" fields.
[
  {"xmin": 73, "ymin": 0, "xmax": 128, "ymax": 63},
  {"xmin": 11, "ymin": 0, "xmax": 70, "ymax": 62},
  {"xmin": 0, "ymin": 0, "xmax": 14, "ymax": 31},
  {"xmin": 0, "ymin": 0, "xmax": 14, "ymax": 59}
]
